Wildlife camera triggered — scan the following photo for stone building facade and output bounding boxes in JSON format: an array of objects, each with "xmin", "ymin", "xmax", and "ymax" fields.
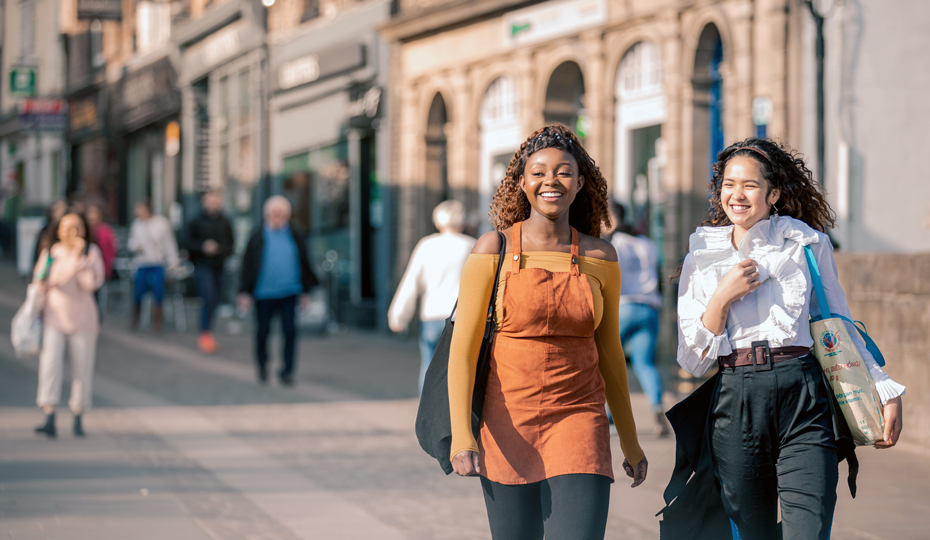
[{"xmin": 382, "ymin": 0, "xmax": 814, "ymax": 282}]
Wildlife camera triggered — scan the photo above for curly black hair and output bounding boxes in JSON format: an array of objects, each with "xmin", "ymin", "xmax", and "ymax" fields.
[
  {"xmin": 706, "ymin": 138, "xmax": 836, "ymax": 232},
  {"xmin": 489, "ymin": 123, "xmax": 611, "ymax": 237}
]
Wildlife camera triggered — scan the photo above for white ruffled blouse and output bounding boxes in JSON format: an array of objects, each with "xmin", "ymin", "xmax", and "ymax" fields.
[{"xmin": 676, "ymin": 215, "xmax": 905, "ymax": 404}]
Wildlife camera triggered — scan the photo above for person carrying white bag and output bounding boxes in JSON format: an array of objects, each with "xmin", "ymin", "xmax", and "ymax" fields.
[{"xmin": 31, "ymin": 212, "xmax": 105, "ymax": 439}]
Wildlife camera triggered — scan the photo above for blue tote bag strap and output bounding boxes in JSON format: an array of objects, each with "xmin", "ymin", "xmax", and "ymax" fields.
[
  {"xmin": 804, "ymin": 245, "xmax": 885, "ymax": 367},
  {"xmin": 803, "ymin": 245, "xmax": 832, "ymax": 319}
]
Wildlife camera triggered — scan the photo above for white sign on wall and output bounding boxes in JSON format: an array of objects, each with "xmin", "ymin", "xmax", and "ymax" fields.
[
  {"xmin": 278, "ymin": 55, "xmax": 320, "ymax": 90},
  {"xmin": 503, "ymin": 0, "xmax": 607, "ymax": 47}
]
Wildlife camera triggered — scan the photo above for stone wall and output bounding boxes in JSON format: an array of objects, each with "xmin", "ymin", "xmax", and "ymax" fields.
[{"xmin": 834, "ymin": 253, "xmax": 930, "ymax": 447}]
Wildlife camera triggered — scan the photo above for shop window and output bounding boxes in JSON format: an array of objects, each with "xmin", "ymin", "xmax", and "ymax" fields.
[
  {"xmin": 479, "ymin": 77, "xmax": 521, "ymax": 235},
  {"xmin": 136, "ymin": 1, "xmax": 171, "ymax": 54},
  {"xmin": 480, "ymin": 77, "xmax": 518, "ymax": 128},
  {"xmin": 90, "ymin": 20, "xmax": 104, "ymax": 70},
  {"xmin": 619, "ymin": 41, "xmax": 663, "ymax": 100},
  {"xmin": 218, "ymin": 76, "xmax": 229, "ymax": 134},
  {"xmin": 238, "ymin": 69, "xmax": 251, "ymax": 127},
  {"xmin": 614, "ymin": 40, "xmax": 666, "ymax": 237},
  {"xmin": 21, "ymin": 0, "xmax": 34, "ymax": 59},
  {"xmin": 301, "ymin": 0, "xmax": 320, "ymax": 22}
]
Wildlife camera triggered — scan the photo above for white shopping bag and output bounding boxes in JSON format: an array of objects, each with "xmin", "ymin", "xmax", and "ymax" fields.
[{"xmin": 11, "ymin": 284, "xmax": 45, "ymax": 358}]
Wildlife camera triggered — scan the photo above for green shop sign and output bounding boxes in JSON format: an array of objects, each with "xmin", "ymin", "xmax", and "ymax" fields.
[{"xmin": 10, "ymin": 67, "xmax": 36, "ymax": 97}]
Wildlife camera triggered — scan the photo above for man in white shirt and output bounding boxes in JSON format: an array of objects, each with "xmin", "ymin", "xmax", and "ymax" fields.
[
  {"xmin": 607, "ymin": 203, "xmax": 668, "ymax": 436},
  {"xmin": 389, "ymin": 200, "xmax": 476, "ymax": 394},
  {"xmin": 127, "ymin": 200, "xmax": 179, "ymax": 332}
]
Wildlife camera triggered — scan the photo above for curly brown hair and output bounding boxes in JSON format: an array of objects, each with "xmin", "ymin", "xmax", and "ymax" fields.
[
  {"xmin": 706, "ymin": 138, "xmax": 836, "ymax": 232},
  {"xmin": 489, "ymin": 123, "xmax": 611, "ymax": 237}
]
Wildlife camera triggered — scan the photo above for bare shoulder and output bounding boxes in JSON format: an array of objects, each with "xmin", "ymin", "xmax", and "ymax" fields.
[
  {"xmin": 578, "ymin": 233, "xmax": 618, "ymax": 263},
  {"xmin": 472, "ymin": 229, "xmax": 507, "ymax": 255}
]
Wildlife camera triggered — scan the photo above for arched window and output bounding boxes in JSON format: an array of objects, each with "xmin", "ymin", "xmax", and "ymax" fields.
[
  {"xmin": 479, "ymin": 77, "xmax": 522, "ymax": 234},
  {"xmin": 618, "ymin": 40, "xmax": 663, "ymax": 100},
  {"xmin": 480, "ymin": 77, "xmax": 519, "ymax": 128},
  {"xmin": 614, "ymin": 41, "xmax": 666, "ymax": 238}
]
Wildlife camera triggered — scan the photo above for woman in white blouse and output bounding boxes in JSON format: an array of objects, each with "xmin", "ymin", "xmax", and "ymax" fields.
[{"xmin": 673, "ymin": 139, "xmax": 904, "ymax": 539}]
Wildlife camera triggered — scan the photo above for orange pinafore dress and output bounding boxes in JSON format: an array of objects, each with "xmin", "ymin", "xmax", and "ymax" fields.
[{"xmin": 478, "ymin": 221, "xmax": 613, "ymax": 484}]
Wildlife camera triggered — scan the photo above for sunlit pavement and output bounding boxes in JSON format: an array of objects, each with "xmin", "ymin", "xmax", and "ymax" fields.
[{"xmin": 0, "ymin": 263, "xmax": 925, "ymax": 539}]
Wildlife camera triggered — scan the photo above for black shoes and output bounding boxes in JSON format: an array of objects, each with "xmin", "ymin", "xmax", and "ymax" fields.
[
  {"xmin": 34, "ymin": 413, "xmax": 56, "ymax": 438},
  {"xmin": 73, "ymin": 415, "xmax": 85, "ymax": 437},
  {"xmin": 279, "ymin": 373, "xmax": 294, "ymax": 387},
  {"xmin": 258, "ymin": 364, "xmax": 268, "ymax": 384}
]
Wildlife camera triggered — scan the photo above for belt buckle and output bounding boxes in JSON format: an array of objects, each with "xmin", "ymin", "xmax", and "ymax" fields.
[{"xmin": 750, "ymin": 340, "xmax": 773, "ymax": 372}]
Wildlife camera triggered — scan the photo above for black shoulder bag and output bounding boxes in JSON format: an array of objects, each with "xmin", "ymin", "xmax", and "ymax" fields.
[{"xmin": 415, "ymin": 230, "xmax": 507, "ymax": 474}]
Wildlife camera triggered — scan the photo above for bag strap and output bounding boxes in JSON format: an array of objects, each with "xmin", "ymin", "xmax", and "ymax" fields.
[
  {"xmin": 804, "ymin": 244, "xmax": 885, "ymax": 367},
  {"xmin": 803, "ymin": 245, "xmax": 832, "ymax": 319},
  {"xmin": 37, "ymin": 251, "xmax": 53, "ymax": 282},
  {"xmin": 484, "ymin": 231, "xmax": 507, "ymax": 339},
  {"xmin": 448, "ymin": 230, "xmax": 508, "ymax": 329}
]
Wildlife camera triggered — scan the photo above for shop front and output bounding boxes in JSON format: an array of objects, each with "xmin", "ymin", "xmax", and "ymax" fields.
[
  {"xmin": 68, "ymin": 88, "xmax": 115, "ymax": 215},
  {"xmin": 268, "ymin": 0, "xmax": 391, "ymax": 328},
  {"xmin": 175, "ymin": 0, "xmax": 266, "ymax": 242},
  {"xmin": 112, "ymin": 55, "xmax": 181, "ymax": 225}
]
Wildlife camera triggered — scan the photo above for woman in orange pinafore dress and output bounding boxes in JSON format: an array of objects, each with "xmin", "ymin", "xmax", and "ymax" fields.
[{"xmin": 448, "ymin": 124, "xmax": 647, "ymax": 540}]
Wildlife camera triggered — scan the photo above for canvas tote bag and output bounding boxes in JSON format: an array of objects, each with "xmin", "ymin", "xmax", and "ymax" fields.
[{"xmin": 804, "ymin": 245, "xmax": 885, "ymax": 445}]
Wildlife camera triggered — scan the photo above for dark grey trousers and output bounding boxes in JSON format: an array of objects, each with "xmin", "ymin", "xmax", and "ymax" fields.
[{"xmin": 712, "ymin": 355, "xmax": 838, "ymax": 540}]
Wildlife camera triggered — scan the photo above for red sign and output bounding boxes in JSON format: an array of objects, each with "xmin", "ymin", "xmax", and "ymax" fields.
[{"xmin": 20, "ymin": 98, "xmax": 66, "ymax": 115}]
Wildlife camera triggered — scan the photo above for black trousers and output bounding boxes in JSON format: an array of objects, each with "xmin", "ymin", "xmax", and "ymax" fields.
[
  {"xmin": 480, "ymin": 474, "xmax": 610, "ymax": 540},
  {"xmin": 712, "ymin": 355, "xmax": 838, "ymax": 540},
  {"xmin": 254, "ymin": 295, "xmax": 298, "ymax": 377}
]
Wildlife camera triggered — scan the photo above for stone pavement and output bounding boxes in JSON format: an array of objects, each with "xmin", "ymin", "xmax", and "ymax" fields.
[{"xmin": 0, "ymin": 263, "xmax": 926, "ymax": 539}]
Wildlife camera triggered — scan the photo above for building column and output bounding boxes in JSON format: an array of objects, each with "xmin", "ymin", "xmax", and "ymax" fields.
[{"xmin": 581, "ymin": 32, "xmax": 607, "ymax": 164}]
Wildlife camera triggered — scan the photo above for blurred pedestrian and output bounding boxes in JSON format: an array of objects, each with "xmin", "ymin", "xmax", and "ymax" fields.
[
  {"xmin": 238, "ymin": 196, "xmax": 318, "ymax": 386},
  {"xmin": 184, "ymin": 190, "xmax": 234, "ymax": 353},
  {"xmin": 449, "ymin": 124, "xmax": 646, "ymax": 538},
  {"xmin": 127, "ymin": 200, "xmax": 179, "ymax": 332},
  {"xmin": 605, "ymin": 202, "xmax": 668, "ymax": 436},
  {"xmin": 33, "ymin": 199, "xmax": 68, "ymax": 267},
  {"xmin": 32, "ymin": 212, "xmax": 105, "ymax": 438},
  {"xmin": 86, "ymin": 204, "xmax": 117, "ymax": 280},
  {"xmin": 388, "ymin": 200, "xmax": 475, "ymax": 394}
]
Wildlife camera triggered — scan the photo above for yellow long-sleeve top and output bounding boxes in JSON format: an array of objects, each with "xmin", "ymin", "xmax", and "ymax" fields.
[{"xmin": 448, "ymin": 252, "xmax": 646, "ymax": 467}]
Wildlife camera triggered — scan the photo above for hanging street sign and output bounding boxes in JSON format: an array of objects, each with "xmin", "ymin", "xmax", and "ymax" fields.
[{"xmin": 9, "ymin": 67, "xmax": 36, "ymax": 97}]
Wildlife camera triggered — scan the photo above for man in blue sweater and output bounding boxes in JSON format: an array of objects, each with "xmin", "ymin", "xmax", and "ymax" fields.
[{"xmin": 238, "ymin": 196, "xmax": 318, "ymax": 385}]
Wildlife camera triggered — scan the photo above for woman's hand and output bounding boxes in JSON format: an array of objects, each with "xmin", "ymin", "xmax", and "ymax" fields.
[
  {"xmin": 451, "ymin": 451, "xmax": 481, "ymax": 476},
  {"xmin": 622, "ymin": 456, "xmax": 648, "ymax": 488},
  {"xmin": 67, "ymin": 237, "xmax": 86, "ymax": 255},
  {"xmin": 874, "ymin": 396, "xmax": 903, "ymax": 449},
  {"xmin": 716, "ymin": 259, "xmax": 761, "ymax": 305},
  {"xmin": 703, "ymin": 259, "xmax": 760, "ymax": 336}
]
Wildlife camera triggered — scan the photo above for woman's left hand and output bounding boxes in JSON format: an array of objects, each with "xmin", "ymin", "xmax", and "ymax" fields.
[
  {"xmin": 875, "ymin": 396, "xmax": 903, "ymax": 449},
  {"xmin": 622, "ymin": 456, "xmax": 648, "ymax": 488}
]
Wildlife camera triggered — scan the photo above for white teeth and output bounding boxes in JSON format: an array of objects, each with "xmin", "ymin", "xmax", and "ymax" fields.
[{"xmin": 540, "ymin": 192, "xmax": 562, "ymax": 197}]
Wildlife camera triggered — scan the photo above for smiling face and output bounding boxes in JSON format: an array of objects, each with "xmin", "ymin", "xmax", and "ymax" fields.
[
  {"xmin": 519, "ymin": 147, "xmax": 584, "ymax": 221},
  {"xmin": 721, "ymin": 155, "xmax": 780, "ymax": 233}
]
